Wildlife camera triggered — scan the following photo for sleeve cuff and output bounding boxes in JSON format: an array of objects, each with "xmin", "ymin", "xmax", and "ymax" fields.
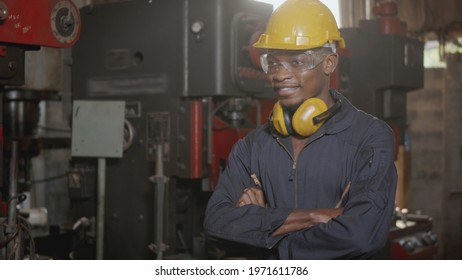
[{"xmin": 261, "ymin": 207, "xmax": 292, "ymax": 249}]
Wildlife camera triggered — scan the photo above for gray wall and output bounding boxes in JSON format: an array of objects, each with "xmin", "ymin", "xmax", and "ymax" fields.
[
  {"xmin": 407, "ymin": 69, "xmax": 445, "ymax": 258},
  {"xmin": 442, "ymin": 54, "xmax": 462, "ymax": 259},
  {"xmin": 408, "ymin": 54, "xmax": 462, "ymax": 259}
]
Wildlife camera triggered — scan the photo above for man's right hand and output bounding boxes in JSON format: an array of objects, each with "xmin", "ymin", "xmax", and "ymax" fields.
[{"xmin": 271, "ymin": 208, "xmax": 343, "ymax": 236}]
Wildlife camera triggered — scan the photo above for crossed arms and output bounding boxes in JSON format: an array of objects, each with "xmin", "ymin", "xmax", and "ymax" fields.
[{"xmin": 236, "ymin": 187, "xmax": 344, "ymax": 236}]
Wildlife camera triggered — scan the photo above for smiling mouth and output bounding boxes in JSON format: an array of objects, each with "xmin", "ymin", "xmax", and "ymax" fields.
[{"xmin": 273, "ymin": 85, "xmax": 300, "ymax": 95}]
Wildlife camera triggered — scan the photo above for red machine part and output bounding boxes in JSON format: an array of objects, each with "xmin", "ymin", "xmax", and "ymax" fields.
[
  {"xmin": 0, "ymin": 193, "xmax": 6, "ymax": 217},
  {"xmin": 390, "ymin": 229, "xmax": 438, "ymax": 260},
  {"xmin": 390, "ymin": 239, "xmax": 438, "ymax": 260},
  {"xmin": 388, "ymin": 214, "xmax": 438, "ymax": 259},
  {"xmin": 373, "ymin": 1, "xmax": 407, "ymax": 36},
  {"xmin": 190, "ymin": 100, "xmax": 203, "ymax": 179},
  {"xmin": 0, "ymin": 0, "xmax": 81, "ymax": 47},
  {"xmin": 210, "ymin": 98, "xmax": 275, "ymax": 190},
  {"xmin": 210, "ymin": 117, "xmax": 251, "ymax": 190},
  {"xmin": 247, "ymin": 31, "xmax": 263, "ymax": 69}
]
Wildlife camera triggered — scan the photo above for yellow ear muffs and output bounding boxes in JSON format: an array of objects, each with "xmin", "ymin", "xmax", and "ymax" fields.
[
  {"xmin": 271, "ymin": 101, "xmax": 292, "ymax": 136},
  {"xmin": 271, "ymin": 97, "xmax": 330, "ymax": 137},
  {"xmin": 292, "ymin": 98, "xmax": 328, "ymax": 137}
]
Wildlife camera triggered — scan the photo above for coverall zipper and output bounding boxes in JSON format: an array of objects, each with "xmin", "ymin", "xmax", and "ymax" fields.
[{"xmin": 276, "ymin": 133, "xmax": 325, "ymax": 208}]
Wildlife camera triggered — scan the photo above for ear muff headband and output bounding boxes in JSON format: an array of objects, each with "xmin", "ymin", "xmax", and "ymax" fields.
[
  {"xmin": 312, "ymin": 97, "xmax": 342, "ymax": 124},
  {"xmin": 271, "ymin": 97, "xmax": 341, "ymax": 137}
]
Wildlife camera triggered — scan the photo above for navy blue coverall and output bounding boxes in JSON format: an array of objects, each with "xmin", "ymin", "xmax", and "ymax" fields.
[{"xmin": 204, "ymin": 91, "xmax": 397, "ymax": 259}]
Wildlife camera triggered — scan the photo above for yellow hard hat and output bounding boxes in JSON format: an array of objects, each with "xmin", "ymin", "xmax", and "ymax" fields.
[{"xmin": 254, "ymin": 0, "xmax": 346, "ymax": 50}]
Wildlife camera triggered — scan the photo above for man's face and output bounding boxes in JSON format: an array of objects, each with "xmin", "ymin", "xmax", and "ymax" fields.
[{"xmin": 264, "ymin": 48, "xmax": 333, "ymax": 108}]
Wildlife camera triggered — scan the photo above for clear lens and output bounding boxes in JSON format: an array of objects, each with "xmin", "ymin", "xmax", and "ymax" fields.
[
  {"xmin": 260, "ymin": 49, "xmax": 330, "ymax": 74},
  {"xmin": 260, "ymin": 54, "xmax": 270, "ymax": 74}
]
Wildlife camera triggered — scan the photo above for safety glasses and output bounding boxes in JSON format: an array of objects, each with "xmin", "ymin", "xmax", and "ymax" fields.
[{"xmin": 260, "ymin": 49, "xmax": 331, "ymax": 74}]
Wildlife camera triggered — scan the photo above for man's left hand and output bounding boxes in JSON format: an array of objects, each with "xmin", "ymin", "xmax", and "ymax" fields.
[{"xmin": 236, "ymin": 187, "xmax": 266, "ymax": 208}]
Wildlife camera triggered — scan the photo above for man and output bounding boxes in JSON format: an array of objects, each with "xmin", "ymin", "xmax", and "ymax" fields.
[{"xmin": 204, "ymin": 0, "xmax": 397, "ymax": 259}]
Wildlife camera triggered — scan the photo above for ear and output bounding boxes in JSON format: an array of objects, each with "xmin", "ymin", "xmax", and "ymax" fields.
[{"xmin": 323, "ymin": 53, "xmax": 338, "ymax": 75}]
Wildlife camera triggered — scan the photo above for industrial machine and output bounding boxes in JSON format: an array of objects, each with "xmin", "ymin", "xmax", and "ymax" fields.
[
  {"xmin": 70, "ymin": 0, "xmax": 273, "ymax": 260},
  {"xmin": 388, "ymin": 208, "xmax": 438, "ymax": 259},
  {"xmin": 337, "ymin": 1, "xmax": 424, "ymax": 144},
  {"xmin": 0, "ymin": 0, "xmax": 81, "ymax": 259}
]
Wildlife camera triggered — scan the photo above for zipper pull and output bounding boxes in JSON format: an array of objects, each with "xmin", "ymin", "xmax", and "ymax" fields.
[{"xmin": 289, "ymin": 161, "xmax": 296, "ymax": 181}]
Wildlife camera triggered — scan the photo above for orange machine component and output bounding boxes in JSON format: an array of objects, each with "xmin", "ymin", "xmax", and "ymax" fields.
[{"xmin": 190, "ymin": 100, "xmax": 203, "ymax": 179}]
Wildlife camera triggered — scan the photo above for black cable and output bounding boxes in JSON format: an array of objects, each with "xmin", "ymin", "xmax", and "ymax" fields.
[
  {"xmin": 0, "ymin": 217, "xmax": 37, "ymax": 259},
  {"xmin": 2, "ymin": 192, "xmax": 37, "ymax": 259},
  {"xmin": 30, "ymin": 172, "xmax": 69, "ymax": 184},
  {"xmin": 7, "ymin": 193, "xmax": 28, "ymax": 205},
  {"xmin": 0, "ymin": 224, "xmax": 19, "ymax": 249},
  {"xmin": 18, "ymin": 215, "xmax": 36, "ymax": 260}
]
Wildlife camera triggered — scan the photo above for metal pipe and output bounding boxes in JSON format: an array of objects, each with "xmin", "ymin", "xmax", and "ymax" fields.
[
  {"xmin": 0, "ymin": 218, "xmax": 6, "ymax": 259},
  {"xmin": 206, "ymin": 97, "xmax": 213, "ymax": 165},
  {"xmin": 349, "ymin": 0, "xmax": 355, "ymax": 27},
  {"xmin": 96, "ymin": 157, "xmax": 106, "ymax": 260},
  {"xmin": 154, "ymin": 143, "xmax": 165, "ymax": 260},
  {"xmin": 182, "ymin": 0, "xmax": 189, "ymax": 95},
  {"xmin": 0, "ymin": 94, "xmax": 4, "ymax": 260},
  {"xmin": 7, "ymin": 141, "xmax": 19, "ymax": 259},
  {"xmin": 155, "ymin": 144, "xmax": 164, "ymax": 176},
  {"xmin": 365, "ymin": 0, "xmax": 374, "ymax": 20}
]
